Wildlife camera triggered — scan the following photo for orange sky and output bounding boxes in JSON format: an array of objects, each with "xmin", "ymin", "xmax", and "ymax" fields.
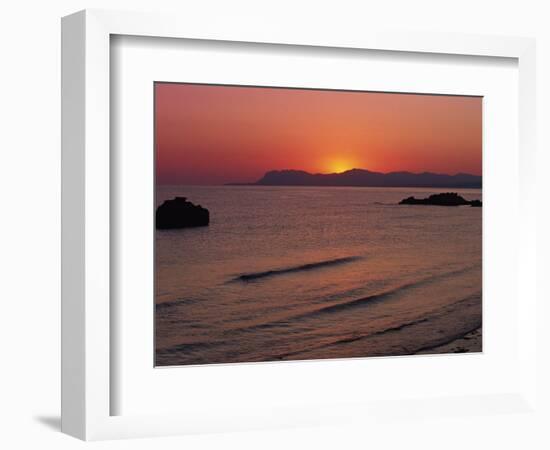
[{"xmin": 155, "ymin": 83, "xmax": 482, "ymax": 185}]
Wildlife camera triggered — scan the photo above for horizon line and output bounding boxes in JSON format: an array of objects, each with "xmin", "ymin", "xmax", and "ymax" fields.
[
  {"xmin": 257, "ymin": 167, "xmax": 482, "ymax": 176},
  {"xmin": 157, "ymin": 167, "xmax": 483, "ymax": 186}
]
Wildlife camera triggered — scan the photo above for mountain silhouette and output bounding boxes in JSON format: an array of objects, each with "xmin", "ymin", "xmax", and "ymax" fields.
[{"xmin": 229, "ymin": 169, "xmax": 482, "ymax": 188}]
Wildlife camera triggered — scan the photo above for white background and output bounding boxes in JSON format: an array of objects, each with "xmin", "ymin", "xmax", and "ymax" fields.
[{"xmin": 0, "ymin": 1, "xmax": 549, "ymax": 449}]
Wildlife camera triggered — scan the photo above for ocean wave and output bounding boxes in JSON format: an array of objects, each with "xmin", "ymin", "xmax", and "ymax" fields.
[
  {"xmin": 156, "ymin": 339, "xmax": 226, "ymax": 356},
  {"xmin": 231, "ymin": 256, "xmax": 362, "ymax": 282},
  {"xmin": 270, "ymin": 292, "xmax": 481, "ymax": 360},
  {"xmin": 280, "ymin": 264, "xmax": 479, "ymax": 322},
  {"xmin": 157, "ymin": 266, "xmax": 480, "ymax": 358},
  {"xmin": 155, "ymin": 297, "xmax": 199, "ymax": 311},
  {"xmin": 223, "ymin": 264, "xmax": 480, "ymax": 335},
  {"xmin": 156, "ymin": 291, "xmax": 481, "ymax": 361}
]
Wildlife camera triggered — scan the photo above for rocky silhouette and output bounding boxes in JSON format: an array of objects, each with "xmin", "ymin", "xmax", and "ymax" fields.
[
  {"xmin": 156, "ymin": 197, "xmax": 210, "ymax": 229},
  {"xmin": 399, "ymin": 192, "xmax": 482, "ymax": 207},
  {"xmin": 228, "ymin": 168, "xmax": 482, "ymax": 189}
]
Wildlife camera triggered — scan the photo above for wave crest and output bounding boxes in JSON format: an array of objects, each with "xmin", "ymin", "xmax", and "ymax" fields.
[{"xmin": 232, "ymin": 256, "xmax": 362, "ymax": 282}]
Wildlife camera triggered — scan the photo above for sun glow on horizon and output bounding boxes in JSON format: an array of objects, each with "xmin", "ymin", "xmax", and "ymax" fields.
[{"xmin": 325, "ymin": 158, "xmax": 359, "ymax": 174}]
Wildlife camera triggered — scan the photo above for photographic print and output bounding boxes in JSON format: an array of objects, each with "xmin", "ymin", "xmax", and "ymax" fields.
[{"xmin": 154, "ymin": 83, "xmax": 482, "ymax": 367}]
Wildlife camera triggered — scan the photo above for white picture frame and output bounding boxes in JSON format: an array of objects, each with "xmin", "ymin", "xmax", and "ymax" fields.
[{"xmin": 61, "ymin": 9, "xmax": 537, "ymax": 441}]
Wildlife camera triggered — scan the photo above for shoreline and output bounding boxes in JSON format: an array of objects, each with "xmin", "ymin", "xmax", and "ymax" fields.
[{"xmin": 415, "ymin": 327, "xmax": 482, "ymax": 354}]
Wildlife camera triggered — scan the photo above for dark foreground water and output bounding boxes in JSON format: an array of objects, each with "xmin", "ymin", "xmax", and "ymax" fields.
[{"xmin": 155, "ymin": 186, "xmax": 482, "ymax": 366}]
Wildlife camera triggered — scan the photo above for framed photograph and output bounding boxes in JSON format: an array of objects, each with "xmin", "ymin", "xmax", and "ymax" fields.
[{"xmin": 61, "ymin": 9, "xmax": 537, "ymax": 440}]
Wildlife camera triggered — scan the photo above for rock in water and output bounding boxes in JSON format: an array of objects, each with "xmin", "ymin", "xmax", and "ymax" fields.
[
  {"xmin": 156, "ymin": 197, "xmax": 210, "ymax": 229},
  {"xmin": 399, "ymin": 192, "xmax": 482, "ymax": 207}
]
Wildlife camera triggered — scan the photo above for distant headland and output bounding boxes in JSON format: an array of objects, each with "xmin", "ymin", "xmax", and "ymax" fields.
[{"xmin": 227, "ymin": 168, "xmax": 482, "ymax": 189}]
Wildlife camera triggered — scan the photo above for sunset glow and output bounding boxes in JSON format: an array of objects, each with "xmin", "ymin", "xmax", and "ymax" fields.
[
  {"xmin": 155, "ymin": 83, "xmax": 482, "ymax": 185},
  {"xmin": 325, "ymin": 158, "xmax": 358, "ymax": 174}
]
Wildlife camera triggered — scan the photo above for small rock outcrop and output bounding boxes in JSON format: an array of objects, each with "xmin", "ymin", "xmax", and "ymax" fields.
[
  {"xmin": 399, "ymin": 192, "xmax": 482, "ymax": 207},
  {"xmin": 156, "ymin": 197, "xmax": 209, "ymax": 229}
]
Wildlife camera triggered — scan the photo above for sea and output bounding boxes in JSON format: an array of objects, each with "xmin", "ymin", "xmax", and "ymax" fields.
[{"xmin": 155, "ymin": 186, "xmax": 482, "ymax": 366}]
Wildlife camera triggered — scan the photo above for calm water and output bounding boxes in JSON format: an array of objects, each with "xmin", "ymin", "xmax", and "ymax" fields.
[{"xmin": 155, "ymin": 186, "xmax": 482, "ymax": 366}]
